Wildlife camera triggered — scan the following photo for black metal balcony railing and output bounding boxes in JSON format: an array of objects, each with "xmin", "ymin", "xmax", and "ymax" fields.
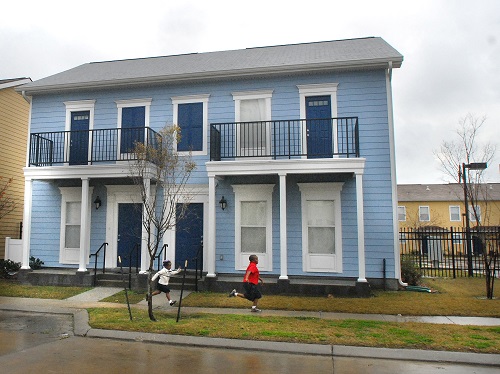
[
  {"xmin": 210, "ymin": 117, "xmax": 359, "ymax": 161},
  {"xmin": 29, "ymin": 127, "xmax": 160, "ymax": 166}
]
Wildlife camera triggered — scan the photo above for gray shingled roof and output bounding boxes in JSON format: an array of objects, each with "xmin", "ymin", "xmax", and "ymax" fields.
[
  {"xmin": 398, "ymin": 183, "xmax": 500, "ymax": 202},
  {"xmin": 18, "ymin": 37, "xmax": 403, "ymax": 94}
]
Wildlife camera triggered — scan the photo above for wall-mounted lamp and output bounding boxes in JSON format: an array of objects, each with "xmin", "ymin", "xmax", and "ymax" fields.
[
  {"xmin": 219, "ymin": 196, "xmax": 227, "ymax": 210},
  {"xmin": 94, "ymin": 196, "xmax": 102, "ymax": 210}
]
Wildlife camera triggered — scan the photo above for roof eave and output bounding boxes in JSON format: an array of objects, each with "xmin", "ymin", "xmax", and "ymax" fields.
[{"xmin": 19, "ymin": 58, "xmax": 403, "ymax": 95}]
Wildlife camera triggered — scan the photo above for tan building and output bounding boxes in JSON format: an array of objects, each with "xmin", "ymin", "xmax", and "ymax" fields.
[
  {"xmin": 0, "ymin": 78, "xmax": 31, "ymax": 258},
  {"xmin": 398, "ymin": 183, "xmax": 500, "ymax": 229}
]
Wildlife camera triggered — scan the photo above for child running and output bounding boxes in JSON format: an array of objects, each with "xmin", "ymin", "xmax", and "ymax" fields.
[
  {"xmin": 147, "ymin": 260, "xmax": 182, "ymax": 306},
  {"xmin": 228, "ymin": 254, "xmax": 264, "ymax": 312}
]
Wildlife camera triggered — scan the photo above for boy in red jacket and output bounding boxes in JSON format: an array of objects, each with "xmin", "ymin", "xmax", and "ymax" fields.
[{"xmin": 229, "ymin": 254, "xmax": 264, "ymax": 312}]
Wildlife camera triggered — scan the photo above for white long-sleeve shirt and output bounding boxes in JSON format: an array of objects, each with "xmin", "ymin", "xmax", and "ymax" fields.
[{"xmin": 151, "ymin": 267, "xmax": 181, "ymax": 286}]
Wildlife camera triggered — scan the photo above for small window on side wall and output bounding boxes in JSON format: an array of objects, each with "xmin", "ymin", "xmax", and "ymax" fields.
[{"xmin": 419, "ymin": 206, "xmax": 430, "ymax": 222}]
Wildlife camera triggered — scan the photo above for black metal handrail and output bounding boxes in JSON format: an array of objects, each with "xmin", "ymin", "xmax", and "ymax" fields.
[
  {"xmin": 210, "ymin": 117, "xmax": 359, "ymax": 161},
  {"xmin": 127, "ymin": 243, "xmax": 141, "ymax": 289},
  {"xmin": 193, "ymin": 240, "xmax": 203, "ymax": 292},
  {"xmin": 29, "ymin": 127, "xmax": 161, "ymax": 166},
  {"xmin": 89, "ymin": 242, "xmax": 108, "ymax": 287},
  {"xmin": 155, "ymin": 243, "xmax": 168, "ymax": 271}
]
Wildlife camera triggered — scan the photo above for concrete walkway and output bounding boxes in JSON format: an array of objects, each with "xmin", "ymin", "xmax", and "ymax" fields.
[{"xmin": 0, "ymin": 288, "xmax": 499, "ymax": 367}]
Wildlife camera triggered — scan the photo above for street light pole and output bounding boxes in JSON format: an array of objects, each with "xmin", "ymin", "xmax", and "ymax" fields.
[
  {"xmin": 462, "ymin": 163, "xmax": 473, "ymax": 277},
  {"xmin": 461, "ymin": 162, "xmax": 487, "ymax": 277}
]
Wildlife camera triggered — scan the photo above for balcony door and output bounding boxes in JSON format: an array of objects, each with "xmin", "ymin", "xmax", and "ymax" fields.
[
  {"xmin": 69, "ymin": 111, "xmax": 90, "ymax": 165},
  {"xmin": 306, "ymin": 96, "xmax": 332, "ymax": 158}
]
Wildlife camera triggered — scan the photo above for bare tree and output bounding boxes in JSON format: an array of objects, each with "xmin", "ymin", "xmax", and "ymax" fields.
[
  {"xmin": 129, "ymin": 125, "xmax": 196, "ymax": 321},
  {"xmin": 0, "ymin": 177, "xmax": 16, "ymax": 221},
  {"xmin": 434, "ymin": 113, "xmax": 497, "ymax": 299}
]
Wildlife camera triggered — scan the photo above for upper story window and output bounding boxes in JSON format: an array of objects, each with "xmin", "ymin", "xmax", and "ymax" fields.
[
  {"xmin": 469, "ymin": 205, "xmax": 482, "ymax": 222},
  {"xmin": 232, "ymin": 90, "xmax": 272, "ymax": 157},
  {"xmin": 449, "ymin": 206, "xmax": 461, "ymax": 222},
  {"xmin": 172, "ymin": 94, "xmax": 209, "ymax": 155},
  {"xmin": 116, "ymin": 99, "xmax": 151, "ymax": 154},
  {"xmin": 398, "ymin": 206, "xmax": 406, "ymax": 221},
  {"xmin": 419, "ymin": 206, "xmax": 430, "ymax": 222}
]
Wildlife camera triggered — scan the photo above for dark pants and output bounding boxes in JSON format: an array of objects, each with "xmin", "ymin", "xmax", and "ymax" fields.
[{"xmin": 243, "ymin": 282, "xmax": 262, "ymax": 301}]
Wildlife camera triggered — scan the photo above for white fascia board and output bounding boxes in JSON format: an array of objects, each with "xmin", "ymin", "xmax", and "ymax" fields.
[
  {"xmin": 1, "ymin": 78, "xmax": 32, "ymax": 90},
  {"xmin": 24, "ymin": 164, "xmax": 134, "ymax": 180},
  {"xmin": 206, "ymin": 158, "xmax": 366, "ymax": 177}
]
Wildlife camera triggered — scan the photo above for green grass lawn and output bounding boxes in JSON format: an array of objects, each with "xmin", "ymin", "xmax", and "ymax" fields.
[{"xmin": 2, "ymin": 277, "xmax": 499, "ymax": 353}]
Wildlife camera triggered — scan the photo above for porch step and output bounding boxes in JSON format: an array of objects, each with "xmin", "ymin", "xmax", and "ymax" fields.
[{"xmin": 94, "ymin": 271, "xmax": 200, "ymax": 291}]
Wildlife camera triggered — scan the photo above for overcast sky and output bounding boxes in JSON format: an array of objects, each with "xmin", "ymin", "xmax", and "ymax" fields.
[{"xmin": 2, "ymin": 0, "xmax": 499, "ymax": 184}]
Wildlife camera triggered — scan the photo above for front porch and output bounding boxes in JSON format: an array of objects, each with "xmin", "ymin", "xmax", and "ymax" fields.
[{"xmin": 14, "ymin": 268, "xmax": 372, "ymax": 297}]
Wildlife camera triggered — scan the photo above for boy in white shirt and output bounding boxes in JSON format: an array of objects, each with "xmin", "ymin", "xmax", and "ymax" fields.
[{"xmin": 146, "ymin": 260, "xmax": 182, "ymax": 306}]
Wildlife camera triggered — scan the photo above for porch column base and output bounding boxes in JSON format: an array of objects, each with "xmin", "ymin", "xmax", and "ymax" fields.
[
  {"xmin": 355, "ymin": 280, "xmax": 371, "ymax": 297},
  {"xmin": 277, "ymin": 278, "xmax": 290, "ymax": 294}
]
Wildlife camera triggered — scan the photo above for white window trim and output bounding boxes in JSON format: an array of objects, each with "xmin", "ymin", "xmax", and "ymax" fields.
[
  {"xmin": 116, "ymin": 98, "xmax": 152, "ymax": 156},
  {"xmin": 398, "ymin": 206, "xmax": 407, "ymax": 222},
  {"xmin": 64, "ymin": 100, "xmax": 96, "ymax": 165},
  {"xmin": 297, "ymin": 83, "xmax": 339, "ymax": 156},
  {"xmin": 232, "ymin": 90, "xmax": 273, "ymax": 157},
  {"xmin": 449, "ymin": 205, "xmax": 461, "ymax": 222},
  {"xmin": 419, "ymin": 206, "xmax": 430, "ymax": 222},
  {"xmin": 298, "ymin": 182, "xmax": 343, "ymax": 273},
  {"xmin": 59, "ymin": 186, "xmax": 93, "ymax": 264},
  {"xmin": 232, "ymin": 184, "xmax": 274, "ymax": 272},
  {"xmin": 469, "ymin": 204, "xmax": 481, "ymax": 222},
  {"xmin": 171, "ymin": 94, "xmax": 210, "ymax": 156}
]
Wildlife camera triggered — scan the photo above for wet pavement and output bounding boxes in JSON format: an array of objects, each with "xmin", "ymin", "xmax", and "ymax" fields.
[{"xmin": 0, "ymin": 288, "xmax": 499, "ymax": 373}]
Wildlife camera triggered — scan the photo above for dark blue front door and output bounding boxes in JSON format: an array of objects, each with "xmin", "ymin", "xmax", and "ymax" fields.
[
  {"xmin": 175, "ymin": 203, "xmax": 203, "ymax": 269},
  {"xmin": 69, "ymin": 111, "xmax": 90, "ymax": 165},
  {"xmin": 306, "ymin": 96, "xmax": 332, "ymax": 158},
  {"xmin": 117, "ymin": 203, "xmax": 142, "ymax": 268}
]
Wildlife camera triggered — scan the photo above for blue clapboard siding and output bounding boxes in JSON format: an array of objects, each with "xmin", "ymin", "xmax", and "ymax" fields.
[{"xmin": 28, "ymin": 67, "xmax": 397, "ymax": 278}]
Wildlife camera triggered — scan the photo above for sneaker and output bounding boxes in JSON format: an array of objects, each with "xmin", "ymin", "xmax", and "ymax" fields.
[
  {"xmin": 228, "ymin": 289, "xmax": 237, "ymax": 297},
  {"xmin": 251, "ymin": 307, "xmax": 262, "ymax": 313},
  {"xmin": 169, "ymin": 300, "xmax": 177, "ymax": 306}
]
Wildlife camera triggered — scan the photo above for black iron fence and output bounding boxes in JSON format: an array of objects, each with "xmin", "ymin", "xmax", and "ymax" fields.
[
  {"xmin": 210, "ymin": 117, "xmax": 359, "ymax": 161},
  {"xmin": 399, "ymin": 226, "xmax": 500, "ymax": 277},
  {"xmin": 29, "ymin": 127, "xmax": 160, "ymax": 166}
]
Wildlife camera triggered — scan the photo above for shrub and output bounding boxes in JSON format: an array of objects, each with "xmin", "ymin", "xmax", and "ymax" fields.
[
  {"xmin": 400, "ymin": 255, "xmax": 422, "ymax": 286},
  {"xmin": 29, "ymin": 256, "xmax": 44, "ymax": 269},
  {"xmin": 0, "ymin": 259, "xmax": 21, "ymax": 278}
]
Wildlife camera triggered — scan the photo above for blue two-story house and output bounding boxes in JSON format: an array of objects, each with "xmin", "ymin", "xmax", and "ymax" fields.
[{"xmin": 17, "ymin": 37, "xmax": 404, "ymax": 293}]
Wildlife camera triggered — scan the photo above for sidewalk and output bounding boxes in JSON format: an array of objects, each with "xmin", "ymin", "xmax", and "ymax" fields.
[{"xmin": 0, "ymin": 288, "xmax": 499, "ymax": 366}]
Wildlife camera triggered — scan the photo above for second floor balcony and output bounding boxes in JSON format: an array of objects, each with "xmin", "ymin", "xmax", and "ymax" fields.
[
  {"xmin": 29, "ymin": 127, "xmax": 160, "ymax": 166},
  {"xmin": 210, "ymin": 117, "xmax": 359, "ymax": 161},
  {"xmin": 28, "ymin": 117, "xmax": 359, "ymax": 168}
]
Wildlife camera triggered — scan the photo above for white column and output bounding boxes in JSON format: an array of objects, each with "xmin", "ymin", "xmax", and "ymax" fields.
[
  {"xmin": 21, "ymin": 178, "xmax": 33, "ymax": 269},
  {"xmin": 279, "ymin": 173, "xmax": 288, "ymax": 279},
  {"xmin": 206, "ymin": 175, "xmax": 216, "ymax": 277},
  {"xmin": 140, "ymin": 178, "xmax": 150, "ymax": 273},
  {"xmin": 78, "ymin": 177, "xmax": 90, "ymax": 272},
  {"xmin": 356, "ymin": 172, "xmax": 367, "ymax": 282}
]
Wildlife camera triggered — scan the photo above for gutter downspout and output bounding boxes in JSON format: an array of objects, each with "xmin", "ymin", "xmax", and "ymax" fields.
[
  {"xmin": 21, "ymin": 90, "xmax": 31, "ymax": 104},
  {"xmin": 386, "ymin": 61, "xmax": 407, "ymax": 287}
]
